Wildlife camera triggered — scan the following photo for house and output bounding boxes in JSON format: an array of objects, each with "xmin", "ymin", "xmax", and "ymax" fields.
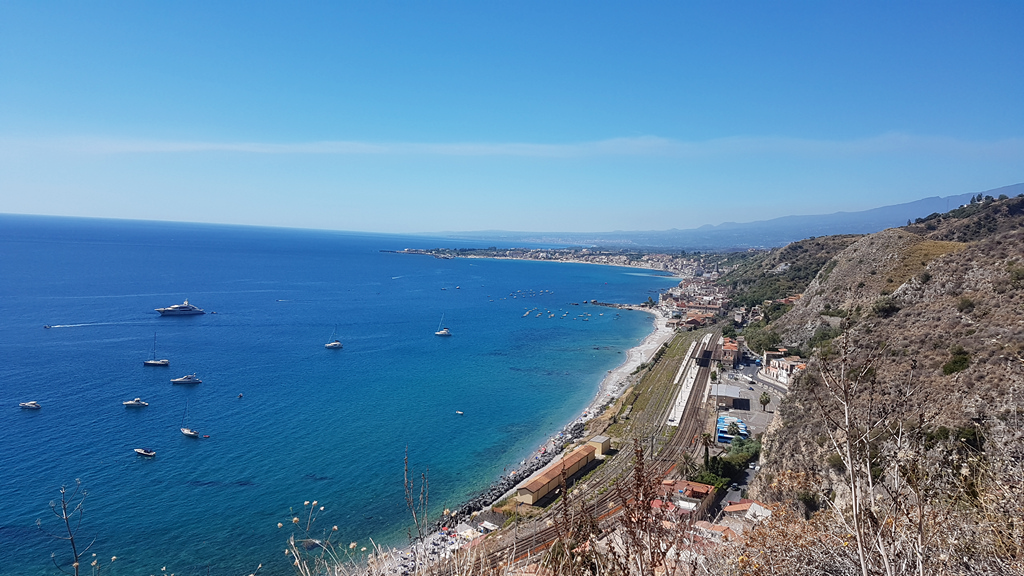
[
  {"xmin": 723, "ymin": 499, "xmax": 772, "ymax": 522},
  {"xmin": 692, "ymin": 520, "xmax": 739, "ymax": 542},
  {"xmin": 763, "ymin": 355, "xmax": 806, "ymax": 386},
  {"xmin": 657, "ymin": 479, "xmax": 716, "ymax": 518},
  {"xmin": 721, "ymin": 337, "xmax": 740, "ymax": 369}
]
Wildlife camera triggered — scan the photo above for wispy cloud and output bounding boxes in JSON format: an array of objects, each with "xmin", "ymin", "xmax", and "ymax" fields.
[{"xmin": 4, "ymin": 133, "xmax": 1024, "ymax": 159}]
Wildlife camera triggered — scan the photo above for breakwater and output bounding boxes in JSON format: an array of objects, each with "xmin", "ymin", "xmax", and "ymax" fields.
[{"xmin": 438, "ymin": 420, "xmax": 587, "ymax": 529}]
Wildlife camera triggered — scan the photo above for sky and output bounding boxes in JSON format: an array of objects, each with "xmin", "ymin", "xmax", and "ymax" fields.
[{"xmin": 1, "ymin": 1, "xmax": 1022, "ymax": 234}]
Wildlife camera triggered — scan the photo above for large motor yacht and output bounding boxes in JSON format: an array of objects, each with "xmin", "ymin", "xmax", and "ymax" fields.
[
  {"xmin": 171, "ymin": 373, "xmax": 202, "ymax": 385},
  {"xmin": 156, "ymin": 299, "xmax": 205, "ymax": 316}
]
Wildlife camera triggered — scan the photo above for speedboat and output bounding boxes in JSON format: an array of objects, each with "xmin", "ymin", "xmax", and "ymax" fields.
[
  {"xmin": 181, "ymin": 427, "xmax": 199, "ymax": 438},
  {"xmin": 155, "ymin": 299, "xmax": 205, "ymax": 316},
  {"xmin": 171, "ymin": 373, "xmax": 202, "ymax": 385},
  {"xmin": 123, "ymin": 398, "xmax": 149, "ymax": 407},
  {"xmin": 134, "ymin": 448, "xmax": 156, "ymax": 457},
  {"xmin": 19, "ymin": 401, "xmax": 41, "ymax": 410}
]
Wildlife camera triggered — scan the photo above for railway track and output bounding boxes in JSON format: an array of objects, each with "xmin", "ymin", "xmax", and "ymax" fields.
[{"xmin": 463, "ymin": 329, "xmax": 721, "ymax": 570}]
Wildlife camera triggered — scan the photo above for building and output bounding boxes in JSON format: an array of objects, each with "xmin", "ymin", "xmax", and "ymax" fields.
[
  {"xmin": 587, "ymin": 435, "xmax": 611, "ymax": 456},
  {"xmin": 657, "ymin": 479, "xmax": 716, "ymax": 518},
  {"xmin": 763, "ymin": 355, "xmax": 806, "ymax": 386},
  {"xmin": 723, "ymin": 499, "xmax": 772, "ymax": 522},
  {"xmin": 721, "ymin": 337, "xmax": 740, "ymax": 369},
  {"xmin": 515, "ymin": 443, "xmax": 598, "ymax": 505},
  {"xmin": 709, "ymin": 384, "xmax": 744, "ymax": 410}
]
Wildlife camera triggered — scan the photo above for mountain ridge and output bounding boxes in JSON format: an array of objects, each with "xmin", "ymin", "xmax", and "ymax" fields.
[{"xmin": 437, "ymin": 183, "xmax": 1023, "ymax": 250}]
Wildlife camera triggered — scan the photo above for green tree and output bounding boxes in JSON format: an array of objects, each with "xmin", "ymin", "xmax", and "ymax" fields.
[
  {"xmin": 760, "ymin": 391, "xmax": 771, "ymax": 411},
  {"xmin": 700, "ymin": 432, "xmax": 713, "ymax": 468},
  {"xmin": 727, "ymin": 421, "xmax": 741, "ymax": 438}
]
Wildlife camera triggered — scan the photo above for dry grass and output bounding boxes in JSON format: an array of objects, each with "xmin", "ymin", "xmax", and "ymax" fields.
[{"xmin": 887, "ymin": 239, "xmax": 966, "ymax": 286}]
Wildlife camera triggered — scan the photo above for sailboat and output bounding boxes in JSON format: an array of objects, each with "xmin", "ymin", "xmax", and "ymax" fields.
[
  {"xmin": 144, "ymin": 333, "xmax": 170, "ymax": 366},
  {"xmin": 325, "ymin": 325, "xmax": 342, "ymax": 349},
  {"xmin": 434, "ymin": 313, "xmax": 451, "ymax": 337},
  {"xmin": 180, "ymin": 401, "xmax": 199, "ymax": 438}
]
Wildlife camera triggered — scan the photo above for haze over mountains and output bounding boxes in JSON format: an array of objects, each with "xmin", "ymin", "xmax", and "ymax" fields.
[{"xmin": 438, "ymin": 183, "xmax": 1024, "ymax": 250}]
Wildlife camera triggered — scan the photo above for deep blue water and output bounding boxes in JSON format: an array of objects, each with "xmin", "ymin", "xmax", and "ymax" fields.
[{"xmin": 0, "ymin": 215, "xmax": 678, "ymax": 575}]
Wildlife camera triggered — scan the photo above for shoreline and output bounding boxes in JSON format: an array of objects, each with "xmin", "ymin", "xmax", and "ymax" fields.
[
  {"xmin": 372, "ymin": 306, "xmax": 678, "ymax": 572},
  {"xmin": 431, "ymin": 305, "xmax": 676, "ymax": 525}
]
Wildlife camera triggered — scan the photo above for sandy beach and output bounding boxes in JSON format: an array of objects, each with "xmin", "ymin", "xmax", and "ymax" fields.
[{"xmin": 581, "ymin": 307, "xmax": 676, "ymax": 420}]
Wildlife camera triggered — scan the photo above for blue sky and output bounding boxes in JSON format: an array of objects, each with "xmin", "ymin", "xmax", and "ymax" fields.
[{"xmin": 1, "ymin": 2, "xmax": 1022, "ymax": 233}]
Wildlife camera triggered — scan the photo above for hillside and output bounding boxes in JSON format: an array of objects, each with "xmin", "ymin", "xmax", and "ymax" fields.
[
  {"xmin": 747, "ymin": 195, "xmax": 1024, "ymax": 573},
  {"xmin": 717, "ymin": 235, "xmax": 863, "ymax": 309}
]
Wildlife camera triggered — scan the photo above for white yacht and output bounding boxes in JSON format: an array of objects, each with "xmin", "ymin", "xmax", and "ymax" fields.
[
  {"xmin": 156, "ymin": 299, "xmax": 205, "ymax": 316},
  {"xmin": 171, "ymin": 373, "xmax": 202, "ymax": 385},
  {"xmin": 134, "ymin": 448, "xmax": 156, "ymax": 457},
  {"xmin": 123, "ymin": 397, "xmax": 149, "ymax": 407},
  {"xmin": 19, "ymin": 401, "xmax": 41, "ymax": 410}
]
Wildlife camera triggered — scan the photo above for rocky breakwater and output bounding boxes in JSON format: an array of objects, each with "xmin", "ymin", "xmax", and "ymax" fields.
[{"xmin": 436, "ymin": 420, "xmax": 587, "ymax": 530}]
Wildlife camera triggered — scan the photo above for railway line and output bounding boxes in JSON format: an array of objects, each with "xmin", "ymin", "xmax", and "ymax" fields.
[{"xmin": 464, "ymin": 329, "xmax": 721, "ymax": 570}]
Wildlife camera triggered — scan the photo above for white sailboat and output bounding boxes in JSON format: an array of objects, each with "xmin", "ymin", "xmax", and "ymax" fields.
[
  {"xmin": 144, "ymin": 333, "xmax": 169, "ymax": 366},
  {"xmin": 180, "ymin": 401, "xmax": 199, "ymax": 438},
  {"xmin": 325, "ymin": 325, "xmax": 342, "ymax": 349},
  {"xmin": 434, "ymin": 313, "xmax": 451, "ymax": 337}
]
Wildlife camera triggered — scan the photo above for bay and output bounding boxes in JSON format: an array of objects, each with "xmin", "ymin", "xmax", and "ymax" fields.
[{"xmin": 0, "ymin": 215, "xmax": 679, "ymax": 575}]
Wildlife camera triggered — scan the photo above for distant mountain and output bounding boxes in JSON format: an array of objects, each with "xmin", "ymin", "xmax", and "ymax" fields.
[{"xmin": 439, "ymin": 183, "xmax": 1024, "ymax": 250}]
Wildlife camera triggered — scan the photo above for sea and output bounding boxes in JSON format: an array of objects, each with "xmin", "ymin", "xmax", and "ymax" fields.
[{"xmin": 0, "ymin": 215, "xmax": 680, "ymax": 575}]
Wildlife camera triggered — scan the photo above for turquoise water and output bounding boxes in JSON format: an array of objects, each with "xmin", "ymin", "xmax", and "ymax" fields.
[{"xmin": 0, "ymin": 215, "xmax": 679, "ymax": 575}]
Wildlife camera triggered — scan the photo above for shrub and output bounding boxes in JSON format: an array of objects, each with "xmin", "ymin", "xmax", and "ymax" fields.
[
  {"xmin": 826, "ymin": 452, "xmax": 846, "ymax": 473},
  {"xmin": 872, "ymin": 297, "xmax": 901, "ymax": 318},
  {"xmin": 957, "ymin": 296, "xmax": 976, "ymax": 313},
  {"xmin": 942, "ymin": 345, "xmax": 971, "ymax": 375}
]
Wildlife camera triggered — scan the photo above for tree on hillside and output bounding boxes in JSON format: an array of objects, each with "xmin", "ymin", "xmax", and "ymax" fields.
[{"xmin": 760, "ymin": 391, "xmax": 771, "ymax": 411}]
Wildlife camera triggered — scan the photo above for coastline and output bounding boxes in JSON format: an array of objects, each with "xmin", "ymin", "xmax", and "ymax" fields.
[
  {"xmin": 372, "ymin": 306, "xmax": 678, "ymax": 572},
  {"xmin": 433, "ymin": 305, "xmax": 675, "ymax": 524}
]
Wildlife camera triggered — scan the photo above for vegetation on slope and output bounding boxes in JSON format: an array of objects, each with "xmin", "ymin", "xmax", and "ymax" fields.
[{"xmin": 717, "ymin": 235, "xmax": 862, "ymax": 309}]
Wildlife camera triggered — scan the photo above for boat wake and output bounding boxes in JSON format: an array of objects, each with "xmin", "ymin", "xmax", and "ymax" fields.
[{"xmin": 45, "ymin": 321, "xmax": 140, "ymax": 329}]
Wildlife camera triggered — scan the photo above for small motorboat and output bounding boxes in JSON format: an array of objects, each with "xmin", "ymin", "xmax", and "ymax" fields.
[
  {"xmin": 43, "ymin": 325, "xmax": 52, "ymax": 329},
  {"xmin": 19, "ymin": 401, "xmax": 41, "ymax": 410},
  {"xmin": 455, "ymin": 410, "xmax": 464, "ymax": 415},
  {"xmin": 123, "ymin": 398, "xmax": 149, "ymax": 407},
  {"xmin": 134, "ymin": 448, "xmax": 156, "ymax": 457},
  {"xmin": 171, "ymin": 373, "xmax": 202, "ymax": 385}
]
